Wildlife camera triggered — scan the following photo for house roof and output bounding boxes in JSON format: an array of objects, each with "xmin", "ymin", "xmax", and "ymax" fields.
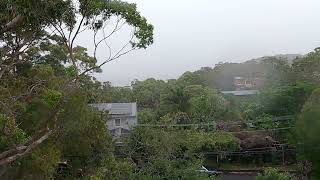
[
  {"xmin": 221, "ymin": 90, "xmax": 259, "ymax": 96},
  {"xmin": 234, "ymin": 76, "xmax": 244, "ymax": 80},
  {"xmin": 90, "ymin": 103, "xmax": 137, "ymax": 116},
  {"xmin": 234, "ymin": 76, "xmax": 263, "ymax": 80}
]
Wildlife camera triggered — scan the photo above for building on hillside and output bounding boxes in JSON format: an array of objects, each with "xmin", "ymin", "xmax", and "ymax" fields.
[
  {"xmin": 90, "ymin": 103, "xmax": 137, "ymax": 141},
  {"xmin": 234, "ymin": 76, "xmax": 264, "ymax": 90}
]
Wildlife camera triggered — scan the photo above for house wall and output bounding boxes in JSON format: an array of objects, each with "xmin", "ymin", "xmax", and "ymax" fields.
[
  {"xmin": 90, "ymin": 103, "xmax": 138, "ymax": 139},
  {"xmin": 107, "ymin": 115, "xmax": 137, "ymax": 131},
  {"xmin": 234, "ymin": 77, "xmax": 265, "ymax": 90}
]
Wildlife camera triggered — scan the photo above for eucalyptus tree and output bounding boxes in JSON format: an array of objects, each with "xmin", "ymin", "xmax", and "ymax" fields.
[{"xmin": 0, "ymin": 0, "xmax": 153, "ymax": 168}]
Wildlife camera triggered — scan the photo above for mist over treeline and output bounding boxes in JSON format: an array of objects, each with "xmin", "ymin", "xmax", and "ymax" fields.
[{"xmin": 1, "ymin": 0, "xmax": 320, "ymax": 179}]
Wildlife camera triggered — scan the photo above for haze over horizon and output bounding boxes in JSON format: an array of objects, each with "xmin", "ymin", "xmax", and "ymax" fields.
[{"xmin": 87, "ymin": 0, "xmax": 320, "ymax": 86}]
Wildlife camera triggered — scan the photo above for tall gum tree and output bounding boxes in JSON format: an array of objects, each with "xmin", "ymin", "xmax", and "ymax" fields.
[{"xmin": 0, "ymin": 0, "xmax": 153, "ymax": 169}]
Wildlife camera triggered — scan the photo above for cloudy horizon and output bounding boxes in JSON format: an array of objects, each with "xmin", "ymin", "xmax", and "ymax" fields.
[{"xmin": 83, "ymin": 0, "xmax": 320, "ymax": 86}]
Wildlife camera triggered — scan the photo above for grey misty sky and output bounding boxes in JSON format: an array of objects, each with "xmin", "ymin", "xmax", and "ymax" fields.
[{"xmin": 88, "ymin": 0, "xmax": 320, "ymax": 86}]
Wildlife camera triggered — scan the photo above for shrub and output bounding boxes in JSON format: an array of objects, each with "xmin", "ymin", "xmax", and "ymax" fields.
[{"xmin": 257, "ymin": 168, "xmax": 292, "ymax": 180}]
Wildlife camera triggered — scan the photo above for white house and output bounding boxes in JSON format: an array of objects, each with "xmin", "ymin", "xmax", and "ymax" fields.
[{"xmin": 90, "ymin": 103, "xmax": 138, "ymax": 139}]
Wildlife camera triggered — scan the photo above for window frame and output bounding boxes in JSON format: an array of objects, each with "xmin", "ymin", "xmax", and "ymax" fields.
[{"xmin": 115, "ymin": 118, "xmax": 121, "ymax": 127}]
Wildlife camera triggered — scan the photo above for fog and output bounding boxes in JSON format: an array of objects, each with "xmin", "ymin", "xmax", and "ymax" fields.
[{"xmin": 84, "ymin": 0, "xmax": 320, "ymax": 86}]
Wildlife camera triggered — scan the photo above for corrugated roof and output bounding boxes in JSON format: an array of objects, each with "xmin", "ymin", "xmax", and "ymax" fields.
[
  {"xmin": 90, "ymin": 103, "xmax": 137, "ymax": 116},
  {"xmin": 221, "ymin": 90, "xmax": 259, "ymax": 96}
]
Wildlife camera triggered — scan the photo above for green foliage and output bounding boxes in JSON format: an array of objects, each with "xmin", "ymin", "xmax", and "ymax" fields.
[
  {"xmin": 200, "ymin": 131, "xmax": 240, "ymax": 152},
  {"xmin": 20, "ymin": 97, "xmax": 54, "ymax": 134},
  {"xmin": 0, "ymin": 0, "xmax": 74, "ymax": 35},
  {"xmin": 189, "ymin": 88, "xmax": 227, "ymax": 123},
  {"xmin": 0, "ymin": 115, "xmax": 29, "ymax": 151},
  {"xmin": 65, "ymin": 66, "xmax": 78, "ymax": 78},
  {"xmin": 83, "ymin": 176, "xmax": 102, "ymax": 180},
  {"xmin": 253, "ymin": 114, "xmax": 277, "ymax": 129},
  {"xmin": 100, "ymin": 0, "xmax": 154, "ymax": 48},
  {"xmin": 0, "ymin": 0, "xmax": 154, "ymax": 178},
  {"xmin": 131, "ymin": 157, "xmax": 215, "ymax": 180},
  {"xmin": 243, "ymin": 102, "xmax": 263, "ymax": 120},
  {"xmin": 245, "ymin": 82, "xmax": 315, "ymax": 118},
  {"xmin": 292, "ymin": 48, "xmax": 320, "ymax": 85},
  {"xmin": 85, "ymin": 80, "xmax": 134, "ymax": 103},
  {"xmin": 73, "ymin": 46, "xmax": 100, "ymax": 73},
  {"xmin": 55, "ymin": 92, "xmax": 114, "ymax": 179},
  {"xmin": 261, "ymin": 57, "xmax": 291, "ymax": 87},
  {"xmin": 159, "ymin": 84, "xmax": 190, "ymax": 115},
  {"xmin": 4, "ymin": 0, "xmax": 320, "ymax": 176},
  {"xmin": 0, "ymin": 91, "xmax": 117, "ymax": 179},
  {"xmin": 43, "ymin": 89, "xmax": 62, "ymax": 109},
  {"xmin": 107, "ymin": 87, "xmax": 133, "ymax": 103},
  {"xmin": 138, "ymin": 108, "xmax": 157, "ymax": 124},
  {"xmin": 132, "ymin": 78, "xmax": 165, "ymax": 109},
  {"xmin": 1, "ymin": 0, "xmax": 154, "ymax": 49},
  {"xmin": 257, "ymin": 168, "xmax": 292, "ymax": 180},
  {"xmin": 96, "ymin": 156, "xmax": 135, "ymax": 180},
  {"xmin": 3, "ymin": 142, "xmax": 61, "ymax": 180},
  {"xmin": 127, "ymin": 127, "xmax": 224, "ymax": 180},
  {"xmin": 177, "ymin": 71, "xmax": 206, "ymax": 87},
  {"xmin": 295, "ymin": 88, "xmax": 320, "ymax": 178},
  {"xmin": 211, "ymin": 61, "xmax": 266, "ymax": 90}
]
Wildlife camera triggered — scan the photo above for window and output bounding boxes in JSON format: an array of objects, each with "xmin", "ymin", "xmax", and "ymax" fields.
[{"xmin": 115, "ymin": 118, "xmax": 121, "ymax": 127}]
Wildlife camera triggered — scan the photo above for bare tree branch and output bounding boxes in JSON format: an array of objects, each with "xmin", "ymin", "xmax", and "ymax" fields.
[
  {"xmin": 0, "ymin": 94, "xmax": 64, "ymax": 167},
  {"xmin": 102, "ymin": 28, "xmax": 113, "ymax": 61},
  {"xmin": 50, "ymin": 22, "xmax": 79, "ymax": 74},
  {"xmin": 70, "ymin": 16, "xmax": 85, "ymax": 48},
  {"xmin": 93, "ymin": 18, "xmax": 121, "ymax": 60},
  {"xmin": 0, "ymin": 101, "xmax": 14, "ymax": 118},
  {"xmin": 0, "ymin": 130, "xmax": 53, "ymax": 166},
  {"xmin": 12, "ymin": 81, "xmax": 45, "ymax": 101},
  {"xmin": 79, "ymin": 25, "xmax": 137, "ymax": 77},
  {"xmin": 0, "ymin": 15, "xmax": 25, "ymax": 35}
]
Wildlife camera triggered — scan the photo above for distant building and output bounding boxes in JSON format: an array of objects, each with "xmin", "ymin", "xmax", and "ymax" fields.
[
  {"xmin": 234, "ymin": 76, "xmax": 264, "ymax": 90},
  {"xmin": 90, "ymin": 103, "xmax": 137, "ymax": 141},
  {"xmin": 221, "ymin": 90, "xmax": 259, "ymax": 96}
]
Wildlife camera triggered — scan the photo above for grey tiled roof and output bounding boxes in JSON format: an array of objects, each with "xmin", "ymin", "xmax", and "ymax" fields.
[
  {"xmin": 221, "ymin": 90, "xmax": 259, "ymax": 96},
  {"xmin": 90, "ymin": 103, "xmax": 137, "ymax": 116}
]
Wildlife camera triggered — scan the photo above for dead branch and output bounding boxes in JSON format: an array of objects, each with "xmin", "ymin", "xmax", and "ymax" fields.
[
  {"xmin": 0, "ymin": 15, "xmax": 25, "ymax": 35},
  {"xmin": 0, "ymin": 96, "xmax": 63, "ymax": 167},
  {"xmin": 0, "ymin": 129, "xmax": 53, "ymax": 166}
]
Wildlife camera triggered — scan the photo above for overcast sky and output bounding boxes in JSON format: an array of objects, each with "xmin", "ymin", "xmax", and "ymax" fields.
[{"xmin": 88, "ymin": 0, "xmax": 320, "ymax": 86}]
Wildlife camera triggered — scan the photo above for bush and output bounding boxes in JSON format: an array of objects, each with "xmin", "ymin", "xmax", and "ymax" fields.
[{"xmin": 257, "ymin": 168, "xmax": 292, "ymax": 180}]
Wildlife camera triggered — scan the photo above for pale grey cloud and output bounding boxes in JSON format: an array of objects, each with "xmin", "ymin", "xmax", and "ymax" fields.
[{"xmin": 84, "ymin": 0, "xmax": 320, "ymax": 85}]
